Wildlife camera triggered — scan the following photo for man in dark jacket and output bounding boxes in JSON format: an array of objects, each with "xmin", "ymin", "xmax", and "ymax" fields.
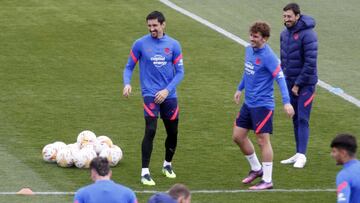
[{"xmin": 279, "ymin": 3, "xmax": 318, "ymax": 168}]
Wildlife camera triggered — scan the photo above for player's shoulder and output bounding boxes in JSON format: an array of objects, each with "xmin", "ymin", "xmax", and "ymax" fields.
[
  {"xmin": 164, "ymin": 34, "xmax": 181, "ymax": 45},
  {"xmin": 337, "ymin": 167, "xmax": 352, "ymax": 182},
  {"xmin": 75, "ymin": 183, "xmax": 94, "ymax": 196},
  {"xmin": 245, "ymin": 45, "xmax": 253, "ymax": 54},
  {"xmin": 114, "ymin": 183, "xmax": 135, "ymax": 193},
  {"xmin": 134, "ymin": 34, "xmax": 151, "ymax": 44},
  {"xmin": 262, "ymin": 45, "xmax": 278, "ymax": 59}
]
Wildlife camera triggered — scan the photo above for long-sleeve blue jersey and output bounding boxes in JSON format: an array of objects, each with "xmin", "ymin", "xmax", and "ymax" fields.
[
  {"xmin": 336, "ymin": 159, "xmax": 360, "ymax": 203},
  {"xmin": 123, "ymin": 34, "xmax": 184, "ymax": 98},
  {"xmin": 237, "ymin": 44, "xmax": 290, "ymax": 110},
  {"xmin": 74, "ymin": 180, "xmax": 137, "ymax": 203}
]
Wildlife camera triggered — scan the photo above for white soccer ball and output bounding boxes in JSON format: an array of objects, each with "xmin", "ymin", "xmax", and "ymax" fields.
[
  {"xmin": 77, "ymin": 130, "xmax": 97, "ymax": 149},
  {"xmin": 97, "ymin": 135, "xmax": 113, "ymax": 147},
  {"xmin": 67, "ymin": 143, "xmax": 80, "ymax": 157},
  {"xmin": 94, "ymin": 135, "xmax": 113, "ymax": 154},
  {"xmin": 73, "ymin": 151, "xmax": 87, "ymax": 168},
  {"xmin": 99, "ymin": 145, "xmax": 123, "ymax": 167},
  {"xmin": 81, "ymin": 147, "xmax": 97, "ymax": 168},
  {"xmin": 42, "ymin": 144, "xmax": 57, "ymax": 163},
  {"xmin": 52, "ymin": 141, "xmax": 67, "ymax": 152},
  {"xmin": 56, "ymin": 148, "xmax": 74, "ymax": 167},
  {"xmin": 94, "ymin": 141, "xmax": 110, "ymax": 155}
]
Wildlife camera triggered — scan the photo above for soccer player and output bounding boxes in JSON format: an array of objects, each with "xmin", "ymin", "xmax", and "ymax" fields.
[
  {"xmin": 73, "ymin": 157, "xmax": 137, "ymax": 203},
  {"xmin": 123, "ymin": 11, "xmax": 184, "ymax": 186},
  {"xmin": 280, "ymin": 3, "xmax": 318, "ymax": 168},
  {"xmin": 147, "ymin": 193, "xmax": 177, "ymax": 203},
  {"xmin": 233, "ymin": 21, "xmax": 294, "ymax": 190},
  {"xmin": 148, "ymin": 183, "xmax": 191, "ymax": 203},
  {"xmin": 330, "ymin": 134, "xmax": 360, "ymax": 203},
  {"xmin": 168, "ymin": 183, "xmax": 191, "ymax": 203}
]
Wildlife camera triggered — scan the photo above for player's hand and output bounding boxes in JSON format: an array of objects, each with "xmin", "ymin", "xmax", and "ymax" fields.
[
  {"xmin": 234, "ymin": 90, "xmax": 242, "ymax": 105},
  {"xmin": 123, "ymin": 84, "xmax": 132, "ymax": 98},
  {"xmin": 292, "ymin": 85, "xmax": 299, "ymax": 96},
  {"xmin": 283, "ymin": 103, "xmax": 295, "ymax": 118},
  {"xmin": 155, "ymin": 89, "xmax": 169, "ymax": 104}
]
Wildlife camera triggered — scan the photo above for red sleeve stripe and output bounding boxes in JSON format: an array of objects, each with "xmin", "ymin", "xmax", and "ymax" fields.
[
  {"xmin": 170, "ymin": 106, "xmax": 179, "ymax": 120},
  {"xmin": 272, "ymin": 64, "xmax": 281, "ymax": 77},
  {"xmin": 255, "ymin": 110, "xmax": 273, "ymax": 134},
  {"xmin": 143, "ymin": 104, "xmax": 155, "ymax": 117},
  {"xmin": 337, "ymin": 181, "xmax": 348, "ymax": 193},
  {"xmin": 304, "ymin": 93, "xmax": 315, "ymax": 107},
  {"xmin": 173, "ymin": 54, "xmax": 183, "ymax": 65},
  {"xmin": 130, "ymin": 50, "xmax": 138, "ymax": 63}
]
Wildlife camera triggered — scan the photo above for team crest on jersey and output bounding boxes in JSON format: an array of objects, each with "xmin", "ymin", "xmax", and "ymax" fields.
[
  {"xmin": 164, "ymin": 47, "xmax": 171, "ymax": 55},
  {"xmin": 151, "ymin": 54, "xmax": 167, "ymax": 68},
  {"xmin": 255, "ymin": 58, "xmax": 261, "ymax": 65},
  {"xmin": 293, "ymin": 33, "xmax": 299, "ymax": 40}
]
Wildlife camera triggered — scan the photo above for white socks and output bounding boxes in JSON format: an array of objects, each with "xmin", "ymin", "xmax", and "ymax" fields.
[
  {"xmin": 262, "ymin": 162, "xmax": 273, "ymax": 183},
  {"xmin": 163, "ymin": 160, "xmax": 172, "ymax": 167},
  {"xmin": 141, "ymin": 168, "xmax": 150, "ymax": 176},
  {"xmin": 245, "ymin": 153, "xmax": 262, "ymax": 171},
  {"xmin": 142, "ymin": 161, "xmax": 172, "ymax": 176}
]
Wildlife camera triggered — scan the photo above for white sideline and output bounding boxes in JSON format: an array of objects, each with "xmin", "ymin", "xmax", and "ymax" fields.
[
  {"xmin": 0, "ymin": 189, "xmax": 336, "ymax": 195},
  {"xmin": 159, "ymin": 0, "xmax": 360, "ymax": 108}
]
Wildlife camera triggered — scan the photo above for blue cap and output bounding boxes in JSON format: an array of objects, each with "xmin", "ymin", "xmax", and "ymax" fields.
[{"xmin": 147, "ymin": 193, "xmax": 177, "ymax": 203}]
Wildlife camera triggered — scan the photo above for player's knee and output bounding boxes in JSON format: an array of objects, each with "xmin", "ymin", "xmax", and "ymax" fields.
[
  {"xmin": 255, "ymin": 135, "xmax": 269, "ymax": 147},
  {"xmin": 145, "ymin": 118, "xmax": 157, "ymax": 137},
  {"xmin": 298, "ymin": 117, "xmax": 309, "ymax": 125},
  {"xmin": 232, "ymin": 133, "xmax": 244, "ymax": 144}
]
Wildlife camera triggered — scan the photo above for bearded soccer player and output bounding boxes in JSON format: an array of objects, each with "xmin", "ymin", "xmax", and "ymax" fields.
[
  {"xmin": 123, "ymin": 11, "xmax": 184, "ymax": 186},
  {"xmin": 280, "ymin": 3, "xmax": 318, "ymax": 168},
  {"xmin": 233, "ymin": 21, "xmax": 294, "ymax": 190}
]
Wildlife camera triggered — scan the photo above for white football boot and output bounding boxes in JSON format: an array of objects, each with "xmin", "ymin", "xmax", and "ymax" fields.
[
  {"xmin": 293, "ymin": 154, "xmax": 307, "ymax": 168},
  {"xmin": 280, "ymin": 153, "xmax": 299, "ymax": 164}
]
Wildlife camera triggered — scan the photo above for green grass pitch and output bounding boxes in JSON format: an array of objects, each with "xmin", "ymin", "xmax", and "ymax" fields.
[{"xmin": 0, "ymin": 0, "xmax": 359, "ymax": 202}]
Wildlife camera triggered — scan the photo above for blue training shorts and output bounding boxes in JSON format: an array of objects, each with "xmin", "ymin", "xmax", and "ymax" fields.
[
  {"xmin": 235, "ymin": 103, "xmax": 273, "ymax": 134},
  {"xmin": 143, "ymin": 97, "xmax": 179, "ymax": 120}
]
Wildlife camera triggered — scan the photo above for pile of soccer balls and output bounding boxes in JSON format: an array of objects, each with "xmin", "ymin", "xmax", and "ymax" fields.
[{"xmin": 42, "ymin": 130, "xmax": 123, "ymax": 168}]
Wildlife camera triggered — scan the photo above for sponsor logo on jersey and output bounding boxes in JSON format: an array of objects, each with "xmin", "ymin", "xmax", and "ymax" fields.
[
  {"xmin": 255, "ymin": 58, "xmax": 261, "ymax": 65},
  {"xmin": 245, "ymin": 62, "xmax": 255, "ymax": 75},
  {"xmin": 151, "ymin": 54, "xmax": 167, "ymax": 68}
]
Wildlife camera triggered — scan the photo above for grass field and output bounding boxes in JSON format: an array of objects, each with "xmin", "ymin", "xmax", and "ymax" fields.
[
  {"xmin": 170, "ymin": 0, "xmax": 360, "ymax": 99},
  {"xmin": 0, "ymin": 0, "xmax": 359, "ymax": 202}
]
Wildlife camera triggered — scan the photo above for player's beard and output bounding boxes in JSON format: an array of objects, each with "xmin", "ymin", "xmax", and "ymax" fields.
[
  {"xmin": 150, "ymin": 30, "xmax": 158, "ymax": 38},
  {"xmin": 284, "ymin": 21, "xmax": 295, "ymax": 28}
]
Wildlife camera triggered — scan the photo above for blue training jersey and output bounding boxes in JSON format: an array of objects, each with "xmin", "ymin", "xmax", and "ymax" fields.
[
  {"xmin": 336, "ymin": 159, "xmax": 360, "ymax": 203},
  {"xmin": 237, "ymin": 44, "xmax": 290, "ymax": 109},
  {"xmin": 123, "ymin": 34, "xmax": 184, "ymax": 98},
  {"xmin": 74, "ymin": 180, "xmax": 137, "ymax": 203}
]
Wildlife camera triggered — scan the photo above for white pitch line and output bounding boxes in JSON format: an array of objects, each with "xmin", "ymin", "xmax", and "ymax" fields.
[
  {"xmin": 0, "ymin": 188, "xmax": 336, "ymax": 195},
  {"xmin": 159, "ymin": 0, "xmax": 360, "ymax": 108}
]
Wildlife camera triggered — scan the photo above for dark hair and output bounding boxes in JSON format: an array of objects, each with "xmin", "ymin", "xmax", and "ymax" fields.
[
  {"xmin": 90, "ymin": 157, "xmax": 110, "ymax": 176},
  {"xmin": 283, "ymin": 3, "xmax": 301, "ymax": 16},
  {"xmin": 168, "ymin": 183, "xmax": 190, "ymax": 200},
  {"xmin": 249, "ymin": 21, "xmax": 271, "ymax": 38},
  {"xmin": 331, "ymin": 134, "xmax": 357, "ymax": 157},
  {"xmin": 146, "ymin": 11, "xmax": 166, "ymax": 24}
]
